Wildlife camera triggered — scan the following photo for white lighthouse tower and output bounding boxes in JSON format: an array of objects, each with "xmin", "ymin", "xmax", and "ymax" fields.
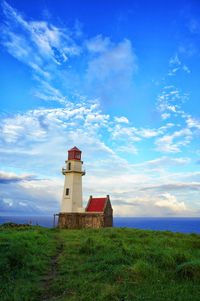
[{"xmin": 60, "ymin": 146, "xmax": 85, "ymax": 213}]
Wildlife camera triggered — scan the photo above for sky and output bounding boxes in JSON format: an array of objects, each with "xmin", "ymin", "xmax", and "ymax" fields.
[{"xmin": 0, "ymin": 0, "xmax": 200, "ymax": 217}]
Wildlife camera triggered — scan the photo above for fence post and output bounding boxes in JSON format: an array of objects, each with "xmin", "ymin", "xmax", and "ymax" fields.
[{"xmin": 53, "ymin": 214, "xmax": 55, "ymax": 228}]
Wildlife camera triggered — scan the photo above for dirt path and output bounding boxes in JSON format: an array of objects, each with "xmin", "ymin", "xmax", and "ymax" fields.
[{"xmin": 42, "ymin": 234, "xmax": 64, "ymax": 301}]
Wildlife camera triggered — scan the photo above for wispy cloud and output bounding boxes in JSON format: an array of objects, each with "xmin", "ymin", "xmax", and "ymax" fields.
[
  {"xmin": 155, "ymin": 128, "xmax": 192, "ymax": 153},
  {"xmin": 168, "ymin": 54, "xmax": 191, "ymax": 76},
  {"xmin": 133, "ymin": 156, "xmax": 190, "ymax": 170},
  {"xmin": 138, "ymin": 128, "xmax": 161, "ymax": 138},
  {"xmin": 86, "ymin": 38, "xmax": 137, "ymax": 103},
  {"xmin": 1, "ymin": 1, "xmax": 81, "ymax": 104},
  {"xmin": 117, "ymin": 144, "xmax": 138, "ymax": 154},
  {"xmin": 111, "ymin": 124, "xmax": 140, "ymax": 142},
  {"xmin": 114, "ymin": 116, "xmax": 129, "ymax": 124},
  {"xmin": 86, "ymin": 35, "xmax": 111, "ymax": 53},
  {"xmin": 186, "ymin": 116, "xmax": 200, "ymax": 130},
  {"xmin": 140, "ymin": 182, "xmax": 200, "ymax": 192},
  {"xmin": 169, "ymin": 54, "xmax": 181, "ymax": 66},
  {"xmin": 2, "ymin": 1, "xmax": 80, "ymax": 65},
  {"xmin": 188, "ymin": 18, "xmax": 200, "ymax": 34},
  {"xmin": 183, "ymin": 65, "xmax": 191, "ymax": 73},
  {"xmin": 0, "ymin": 171, "xmax": 36, "ymax": 184},
  {"xmin": 161, "ymin": 113, "xmax": 171, "ymax": 120}
]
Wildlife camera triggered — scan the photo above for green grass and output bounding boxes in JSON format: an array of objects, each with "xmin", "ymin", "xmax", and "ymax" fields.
[{"xmin": 1, "ymin": 225, "xmax": 200, "ymax": 300}]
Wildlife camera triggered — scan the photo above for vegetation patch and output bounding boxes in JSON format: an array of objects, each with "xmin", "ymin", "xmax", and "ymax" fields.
[
  {"xmin": 176, "ymin": 260, "xmax": 200, "ymax": 279},
  {"xmin": 1, "ymin": 225, "xmax": 200, "ymax": 300}
]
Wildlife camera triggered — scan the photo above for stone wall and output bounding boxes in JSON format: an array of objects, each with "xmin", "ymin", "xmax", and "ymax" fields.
[
  {"xmin": 104, "ymin": 214, "xmax": 113, "ymax": 227},
  {"xmin": 58, "ymin": 212, "xmax": 105, "ymax": 229},
  {"xmin": 104, "ymin": 198, "xmax": 113, "ymax": 227}
]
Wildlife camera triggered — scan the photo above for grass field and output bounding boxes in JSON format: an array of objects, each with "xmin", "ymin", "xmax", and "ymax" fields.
[{"xmin": 1, "ymin": 224, "xmax": 200, "ymax": 301}]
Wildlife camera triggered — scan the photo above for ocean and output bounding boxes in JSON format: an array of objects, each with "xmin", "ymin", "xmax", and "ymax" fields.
[{"xmin": 0, "ymin": 216, "xmax": 200, "ymax": 234}]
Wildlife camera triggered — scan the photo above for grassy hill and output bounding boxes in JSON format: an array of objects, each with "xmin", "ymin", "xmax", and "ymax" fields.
[{"xmin": 1, "ymin": 224, "xmax": 200, "ymax": 301}]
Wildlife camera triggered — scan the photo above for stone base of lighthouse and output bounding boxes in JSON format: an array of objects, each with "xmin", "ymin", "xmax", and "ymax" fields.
[{"xmin": 57, "ymin": 212, "xmax": 113, "ymax": 229}]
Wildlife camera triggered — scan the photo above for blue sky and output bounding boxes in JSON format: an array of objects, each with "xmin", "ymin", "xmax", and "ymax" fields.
[{"xmin": 0, "ymin": 0, "xmax": 200, "ymax": 216}]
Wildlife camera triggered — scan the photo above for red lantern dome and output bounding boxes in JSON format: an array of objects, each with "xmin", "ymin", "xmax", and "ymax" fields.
[{"xmin": 68, "ymin": 146, "xmax": 82, "ymax": 161}]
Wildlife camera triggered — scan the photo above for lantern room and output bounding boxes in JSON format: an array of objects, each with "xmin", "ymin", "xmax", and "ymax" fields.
[{"xmin": 68, "ymin": 146, "xmax": 82, "ymax": 161}]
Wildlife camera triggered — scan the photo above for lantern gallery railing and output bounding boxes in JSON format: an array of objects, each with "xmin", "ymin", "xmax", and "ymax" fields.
[{"xmin": 62, "ymin": 167, "xmax": 86, "ymax": 175}]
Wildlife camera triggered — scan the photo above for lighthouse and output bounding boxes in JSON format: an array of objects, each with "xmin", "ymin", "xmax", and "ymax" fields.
[
  {"xmin": 60, "ymin": 146, "xmax": 85, "ymax": 213},
  {"xmin": 57, "ymin": 146, "xmax": 113, "ymax": 228}
]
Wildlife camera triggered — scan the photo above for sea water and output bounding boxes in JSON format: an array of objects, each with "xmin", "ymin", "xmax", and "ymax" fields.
[{"xmin": 0, "ymin": 216, "xmax": 200, "ymax": 234}]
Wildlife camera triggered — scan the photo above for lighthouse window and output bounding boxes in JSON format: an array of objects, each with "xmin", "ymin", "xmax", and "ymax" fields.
[
  {"xmin": 75, "ymin": 152, "xmax": 81, "ymax": 159},
  {"xmin": 68, "ymin": 163, "xmax": 71, "ymax": 170},
  {"xmin": 66, "ymin": 188, "xmax": 69, "ymax": 195}
]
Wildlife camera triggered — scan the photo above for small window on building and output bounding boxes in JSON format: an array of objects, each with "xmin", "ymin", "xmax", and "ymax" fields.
[
  {"xmin": 66, "ymin": 188, "xmax": 69, "ymax": 196},
  {"xmin": 68, "ymin": 162, "xmax": 71, "ymax": 170}
]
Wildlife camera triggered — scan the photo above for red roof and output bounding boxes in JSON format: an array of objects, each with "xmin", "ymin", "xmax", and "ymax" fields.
[
  {"xmin": 86, "ymin": 198, "xmax": 106, "ymax": 212},
  {"xmin": 69, "ymin": 146, "xmax": 81, "ymax": 152}
]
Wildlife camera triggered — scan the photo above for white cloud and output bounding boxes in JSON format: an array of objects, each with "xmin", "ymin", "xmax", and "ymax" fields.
[
  {"xmin": 169, "ymin": 54, "xmax": 181, "ymax": 66},
  {"xmin": 85, "ymin": 39, "xmax": 137, "ymax": 104},
  {"xmin": 87, "ymin": 39, "xmax": 137, "ymax": 82},
  {"xmin": 140, "ymin": 181, "xmax": 200, "ymax": 193},
  {"xmin": 155, "ymin": 193, "xmax": 187, "ymax": 212},
  {"xmin": 84, "ymin": 112, "xmax": 109, "ymax": 126},
  {"xmin": 3, "ymin": 199, "xmax": 13, "ymax": 207},
  {"xmin": 183, "ymin": 65, "xmax": 191, "ymax": 73},
  {"xmin": 2, "ymin": 1, "xmax": 80, "ymax": 64},
  {"xmin": 111, "ymin": 124, "xmax": 140, "ymax": 141},
  {"xmin": 156, "ymin": 128, "xmax": 192, "ymax": 153},
  {"xmin": 133, "ymin": 156, "xmax": 191, "ymax": 170},
  {"xmin": 138, "ymin": 128, "xmax": 160, "ymax": 138},
  {"xmin": 0, "ymin": 171, "xmax": 36, "ymax": 183},
  {"xmin": 156, "ymin": 73, "xmax": 189, "ymax": 121},
  {"xmin": 159, "ymin": 101, "xmax": 179, "ymax": 113},
  {"xmin": 114, "ymin": 116, "xmax": 129, "ymax": 123},
  {"xmin": 117, "ymin": 144, "xmax": 137, "ymax": 154},
  {"xmin": 186, "ymin": 117, "xmax": 200, "ymax": 129},
  {"xmin": 113, "ymin": 192, "xmax": 195, "ymax": 217},
  {"xmin": 156, "ymin": 135, "xmax": 180, "ymax": 153},
  {"xmin": 179, "ymin": 44, "xmax": 197, "ymax": 57},
  {"xmin": 1, "ymin": 1, "xmax": 81, "ymax": 104},
  {"xmin": 86, "ymin": 35, "xmax": 111, "ymax": 53},
  {"xmin": 161, "ymin": 113, "xmax": 171, "ymax": 120},
  {"xmin": 0, "ymin": 102, "xmax": 118, "ymax": 176},
  {"xmin": 159, "ymin": 123, "xmax": 175, "ymax": 130},
  {"xmin": 19, "ymin": 202, "xmax": 27, "ymax": 207},
  {"xmin": 168, "ymin": 68, "xmax": 180, "ymax": 76},
  {"xmin": 170, "ymin": 90, "xmax": 179, "ymax": 95}
]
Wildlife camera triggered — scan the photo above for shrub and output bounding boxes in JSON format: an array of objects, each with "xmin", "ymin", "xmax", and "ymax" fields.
[
  {"xmin": 172, "ymin": 249, "xmax": 190, "ymax": 265},
  {"xmin": 131, "ymin": 259, "xmax": 158, "ymax": 279},
  {"xmin": 192, "ymin": 239, "xmax": 200, "ymax": 248},
  {"xmin": 79, "ymin": 237, "xmax": 97, "ymax": 255},
  {"xmin": 176, "ymin": 260, "xmax": 200, "ymax": 279},
  {"xmin": 146, "ymin": 250, "xmax": 176, "ymax": 269}
]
